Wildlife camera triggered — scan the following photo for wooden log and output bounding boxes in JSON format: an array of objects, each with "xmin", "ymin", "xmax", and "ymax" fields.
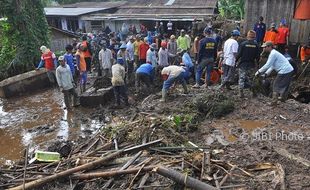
[
  {"xmin": 9, "ymin": 139, "xmax": 162, "ymax": 190},
  {"xmin": 72, "ymin": 166, "xmax": 155, "ymax": 180},
  {"xmin": 154, "ymin": 166, "xmax": 217, "ymax": 190}
]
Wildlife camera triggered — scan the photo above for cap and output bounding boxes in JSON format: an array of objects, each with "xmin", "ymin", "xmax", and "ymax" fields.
[
  {"xmin": 170, "ymin": 35, "xmax": 176, "ymax": 39},
  {"xmin": 150, "ymin": 43, "xmax": 157, "ymax": 49},
  {"xmin": 181, "ymin": 29, "xmax": 185, "ymax": 33},
  {"xmin": 120, "ymin": 43, "xmax": 127, "ymax": 49},
  {"xmin": 261, "ymin": 41, "xmax": 273, "ymax": 48},
  {"xmin": 144, "ymin": 37, "xmax": 148, "ymax": 42},
  {"xmin": 231, "ymin": 30, "xmax": 240, "ymax": 36},
  {"xmin": 40, "ymin": 46, "xmax": 47, "ymax": 53},
  {"xmin": 58, "ymin": 56, "xmax": 64, "ymax": 61},
  {"xmin": 203, "ymin": 27, "xmax": 212, "ymax": 34},
  {"xmin": 129, "ymin": 36, "xmax": 134, "ymax": 40},
  {"xmin": 271, "ymin": 23, "xmax": 276, "ymax": 28}
]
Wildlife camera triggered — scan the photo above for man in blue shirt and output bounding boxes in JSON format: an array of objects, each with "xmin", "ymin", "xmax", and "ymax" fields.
[
  {"xmin": 135, "ymin": 63, "xmax": 154, "ymax": 93},
  {"xmin": 178, "ymin": 48, "xmax": 194, "ymax": 83},
  {"xmin": 253, "ymin": 16, "xmax": 266, "ymax": 45},
  {"xmin": 193, "ymin": 27, "xmax": 217, "ymax": 88},
  {"xmin": 255, "ymin": 41, "xmax": 294, "ymax": 105}
]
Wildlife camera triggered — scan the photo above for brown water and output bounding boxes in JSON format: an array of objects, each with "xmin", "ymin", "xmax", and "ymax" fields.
[{"xmin": 0, "ymin": 89, "xmax": 102, "ymax": 164}]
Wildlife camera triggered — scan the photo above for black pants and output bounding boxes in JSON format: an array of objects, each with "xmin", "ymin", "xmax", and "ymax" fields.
[
  {"xmin": 85, "ymin": 57, "xmax": 92, "ymax": 72},
  {"xmin": 136, "ymin": 73, "xmax": 152, "ymax": 88},
  {"xmin": 113, "ymin": 85, "xmax": 129, "ymax": 106},
  {"xmin": 277, "ymin": 44, "xmax": 286, "ymax": 54},
  {"xmin": 139, "ymin": 59, "xmax": 146, "ymax": 67},
  {"xmin": 63, "ymin": 88, "xmax": 78, "ymax": 108}
]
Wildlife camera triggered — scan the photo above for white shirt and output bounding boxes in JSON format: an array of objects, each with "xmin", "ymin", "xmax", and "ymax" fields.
[
  {"xmin": 126, "ymin": 41, "xmax": 134, "ymax": 61},
  {"xmin": 99, "ymin": 48, "xmax": 113, "ymax": 69},
  {"xmin": 111, "ymin": 64, "xmax": 125, "ymax": 86},
  {"xmin": 161, "ymin": 65, "xmax": 185, "ymax": 77},
  {"xmin": 158, "ymin": 48, "xmax": 169, "ymax": 67},
  {"xmin": 146, "ymin": 49, "xmax": 157, "ymax": 67},
  {"xmin": 167, "ymin": 22, "xmax": 173, "ymax": 30},
  {"xmin": 259, "ymin": 49, "xmax": 294, "ymax": 75},
  {"xmin": 223, "ymin": 38, "xmax": 239, "ymax": 66},
  {"xmin": 56, "ymin": 64, "xmax": 74, "ymax": 90}
]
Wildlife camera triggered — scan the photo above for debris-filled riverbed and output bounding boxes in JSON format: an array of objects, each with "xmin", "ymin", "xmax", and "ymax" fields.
[{"xmin": 0, "ymin": 84, "xmax": 310, "ymax": 189}]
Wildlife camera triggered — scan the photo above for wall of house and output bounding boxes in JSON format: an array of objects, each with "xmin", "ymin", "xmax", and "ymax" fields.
[
  {"xmin": 50, "ymin": 30, "xmax": 75, "ymax": 52},
  {"xmin": 244, "ymin": 0, "xmax": 310, "ymax": 44}
]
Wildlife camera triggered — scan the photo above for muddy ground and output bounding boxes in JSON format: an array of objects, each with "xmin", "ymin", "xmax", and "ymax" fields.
[{"xmin": 1, "ymin": 78, "xmax": 310, "ymax": 189}]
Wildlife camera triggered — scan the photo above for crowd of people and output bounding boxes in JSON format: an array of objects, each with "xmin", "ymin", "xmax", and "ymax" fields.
[{"xmin": 36, "ymin": 17, "xmax": 310, "ymax": 109}]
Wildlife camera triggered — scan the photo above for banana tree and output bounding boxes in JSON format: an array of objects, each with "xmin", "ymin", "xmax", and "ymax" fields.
[{"xmin": 218, "ymin": 0, "xmax": 245, "ymax": 20}]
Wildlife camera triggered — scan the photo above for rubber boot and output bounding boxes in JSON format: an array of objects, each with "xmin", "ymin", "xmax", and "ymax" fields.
[
  {"xmin": 271, "ymin": 92, "xmax": 279, "ymax": 106},
  {"xmin": 239, "ymin": 88, "xmax": 244, "ymax": 98},
  {"xmin": 161, "ymin": 89, "xmax": 167, "ymax": 102}
]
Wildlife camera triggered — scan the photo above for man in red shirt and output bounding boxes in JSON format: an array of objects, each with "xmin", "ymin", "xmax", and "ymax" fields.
[
  {"xmin": 36, "ymin": 45, "xmax": 57, "ymax": 84},
  {"xmin": 139, "ymin": 37, "xmax": 149, "ymax": 66},
  {"xmin": 277, "ymin": 20, "xmax": 290, "ymax": 54}
]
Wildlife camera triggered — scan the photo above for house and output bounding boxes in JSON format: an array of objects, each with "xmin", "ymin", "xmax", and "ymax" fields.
[
  {"xmin": 50, "ymin": 27, "xmax": 79, "ymax": 52},
  {"xmin": 244, "ymin": 0, "xmax": 310, "ymax": 45},
  {"xmin": 80, "ymin": 0, "xmax": 218, "ymax": 33},
  {"xmin": 45, "ymin": 1, "xmax": 126, "ymax": 33}
]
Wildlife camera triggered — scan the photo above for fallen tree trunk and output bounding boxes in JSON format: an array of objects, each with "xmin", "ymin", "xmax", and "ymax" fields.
[
  {"xmin": 9, "ymin": 139, "xmax": 162, "ymax": 190},
  {"xmin": 154, "ymin": 166, "xmax": 217, "ymax": 190},
  {"xmin": 72, "ymin": 165, "xmax": 155, "ymax": 180}
]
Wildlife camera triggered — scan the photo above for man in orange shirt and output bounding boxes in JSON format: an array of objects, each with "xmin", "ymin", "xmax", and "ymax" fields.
[
  {"xmin": 139, "ymin": 37, "xmax": 149, "ymax": 66},
  {"xmin": 263, "ymin": 23, "xmax": 278, "ymax": 45},
  {"xmin": 300, "ymin": 44, "xmax": 310, "ymax": 65},
  {"xmin": 277, "ymin": 20, "xmax": 290, "ymax": 54},
  {"xmin": 82, "ymin": 35, "xmax": 92, "ymax": 73},
  {"xmin": 76, "ymin": 43, "xmax": 87, "ymax": 93}
]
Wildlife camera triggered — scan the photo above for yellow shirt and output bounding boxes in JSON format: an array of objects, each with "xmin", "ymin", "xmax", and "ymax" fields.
[{"xmin": 133, "ymin": 40, "xmax": 143, "ymax": 56}]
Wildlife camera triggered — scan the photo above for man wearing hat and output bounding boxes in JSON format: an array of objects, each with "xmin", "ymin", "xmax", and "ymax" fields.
[
  {"xmin": 177, "ymin": 29, "xmax": 190, "ymax": 51},
  {"xmin": 255, "ymin": 41, "xmax": 294, "ymax": 105},
  {"xmin": 56, "ymin": 56, "xmax": 79, "ymax": 110},
  {"xmin": 220, "ymin": 30, "xmax": 240, "ymax": 90},
  {"xmin": 112, "ymin": 57, "xmax": 129, "ymax": 107},
  {"xmin": 36, "ymin": 45, "xmax": 58, "ymax": 84},
  {"xmin": 146, "ymin": 43, "xmax": 158, "ymax": 67},
  {"xmin": 263, "ymin": 23, "xmax": 278, "ymax": 45},
  {"xmin": 167, "ymin": 35, "xmax": 178, "ymax": 64},
  {"xmin": 117, "ymin": 43, "xmax": 129, "ymax": 74},
  {"xmin": 236, "ymin": 30, "xmax": 260, "ymax": 98},
  {"xmin": 158, "ymin": 41, "xmax": 169, "ymax": 68},
  {"xmin": 193, "ymin": 27, "xmax": 217, "ymax": 88}
]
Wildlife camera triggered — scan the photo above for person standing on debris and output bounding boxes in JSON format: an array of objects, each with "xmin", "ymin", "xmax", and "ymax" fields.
[
  {"xmin": 76, "ymin": 43, "xmax": 87, "ymax": 93},
  {"xmin": 126, "ymin": 36, "xmax": 135, "ymax": 79},
  {"xmin": 133, "ymin": 35, "xmax": 143, "ymax": 69},
  {"xmin": 36, "ymin": 45, "xmax": 58, "ymax": 85},
  {"xmin": 263, "ymin": 23, "xmax": 278, "ymax": 46},
  {"xmin": 193, "ymin": 28, "xmax": 217, "ymax": 88},
  {"xmin": 161, "ymin": 65, "xmax": 188, "ymax": 102},
  {"xmin": 177, "ymin": 29, "xmax": 190, "ymax": 51},
  {"xmin": 64, "ymin": 45, "xmax": 75, "ymax": 77},
  {"xmin": 112, "ymin": 57, "xmax": 129, "ymax": 107},
  {"xmin": 167, "ymin": 35, "xmax": 178, "ymax": 65},
  {"xmin": 178, "ymin": 48, "xmax": 194, "ymax": 83},
  {"xmin": 253, "ymin": 16, "xmax": 266, "ymax": 45},
  {"xmin": 158, "ymin": 41, "xmax": 169, "ymax": 69},
  {"xmin": 98, "ymin": 43, "xmax": 113, "ymax": 77},
  {"xmin": 135, "ymin": 63, "xmax": 154, "ymax": 93},
  {"xmin": 236, "ymin": 30, "xmax": 260, "ymax": 98},
  {"xmin": 276, "ymin": 19, "xmax": 290, "ymax": 54},
  {"xmin": 139, "ymin": 37, "xmax": 150, "ymax": 66},
  {"xmin": 56, "ymin": 56, "xmax": 79, "ymax": 110},
  {"xmin": 146, "ymin": 43, "xmax": 158, "ymax": 68},
  {"xmin": 81, "ymin": 35, "xmax": 92, "ymax": 73},
  {"xmin": 117, "ymin": 44, "xmax": 130, "ymax": 81},
  {"xmin": 255, "ymin": 41, "xmax": 294, "ymax": 105},
  {"xmin": 220, "ymin": 30, "xmax": 240, "ymax": 90}
]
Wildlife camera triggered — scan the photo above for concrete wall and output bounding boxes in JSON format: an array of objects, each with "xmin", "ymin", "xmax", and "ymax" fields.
[
  {"xmin": 244, "ymin": 0, "xmax": 310, "ymax": 44},
  {"xmin": 0, "ymin": 70, "xmax": 51, "ymax": 98}
]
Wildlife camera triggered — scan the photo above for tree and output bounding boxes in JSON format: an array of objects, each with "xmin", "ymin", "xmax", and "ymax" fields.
[
  {"xmin": 0, "ymin": 0, "xmax": 49, "ymax": 79},
  {"xmin": 218, "ymin": 0, "xmax": 245, "ymax": 20}
]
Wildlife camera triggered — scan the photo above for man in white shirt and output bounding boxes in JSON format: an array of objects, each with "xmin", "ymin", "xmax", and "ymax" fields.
[
  {"xmin": 99, "ymin": 44, "xmax": 113, "ymax": 77},
  {"xmin": 161, "ymin": 65, "xmax": 188, "ymax": 102},
  {"xmin": 220, "ymin": 30, "xmax": 240, "ymax": 90},
  {"xmin": 56, "ymin": 56, "xmax": 79, "ymax": 110},
  {"xmin": 158, "ymin": 41, "xmax": 169, "ymax": 68},
  {"xmin": 126, "ymin": 36, "xmax": 135, "ymax": 79},
  {"xmin": 146, "ymin": 43, "xmax": 158, "ymax": 67}
]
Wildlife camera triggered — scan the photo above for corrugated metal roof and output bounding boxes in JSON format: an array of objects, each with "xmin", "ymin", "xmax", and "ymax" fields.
[{"xmin": 44, "ymin": 8, "xmax": 107, "ymax": 16}]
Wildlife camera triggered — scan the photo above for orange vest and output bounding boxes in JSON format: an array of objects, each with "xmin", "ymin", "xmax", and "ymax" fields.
[
  {"xmin": 300, "ymin": 47, "xmax": 310, "ymax": 61},
  {"xmin": 263, "ymin": 30, "xmax": 278, "ymax": 45},
  {"xmin": 82, "ymin": 41, "xmax": 92, "ymax": 58},
  {"xmin": 76, "ymin": 51, "xmax": 87, "ymax": 71}
]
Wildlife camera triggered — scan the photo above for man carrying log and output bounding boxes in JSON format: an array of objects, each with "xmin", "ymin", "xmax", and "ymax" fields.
[
  {"xmin": 56, "ymin": 56, "xmax": 79, "ymax": 110},
  {"xmin": 255, "ymin": 41, "xmax": 294, "ymax": 105}
]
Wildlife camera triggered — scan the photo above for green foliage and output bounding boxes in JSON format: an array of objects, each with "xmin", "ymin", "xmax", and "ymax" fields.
[
  {"xmin": 218, "ymin": 0, "xmax": 245, "ymax": 20},
  {"xmin": 0, "ymin": 0, "xmax": 50, "ymax": 80}
]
